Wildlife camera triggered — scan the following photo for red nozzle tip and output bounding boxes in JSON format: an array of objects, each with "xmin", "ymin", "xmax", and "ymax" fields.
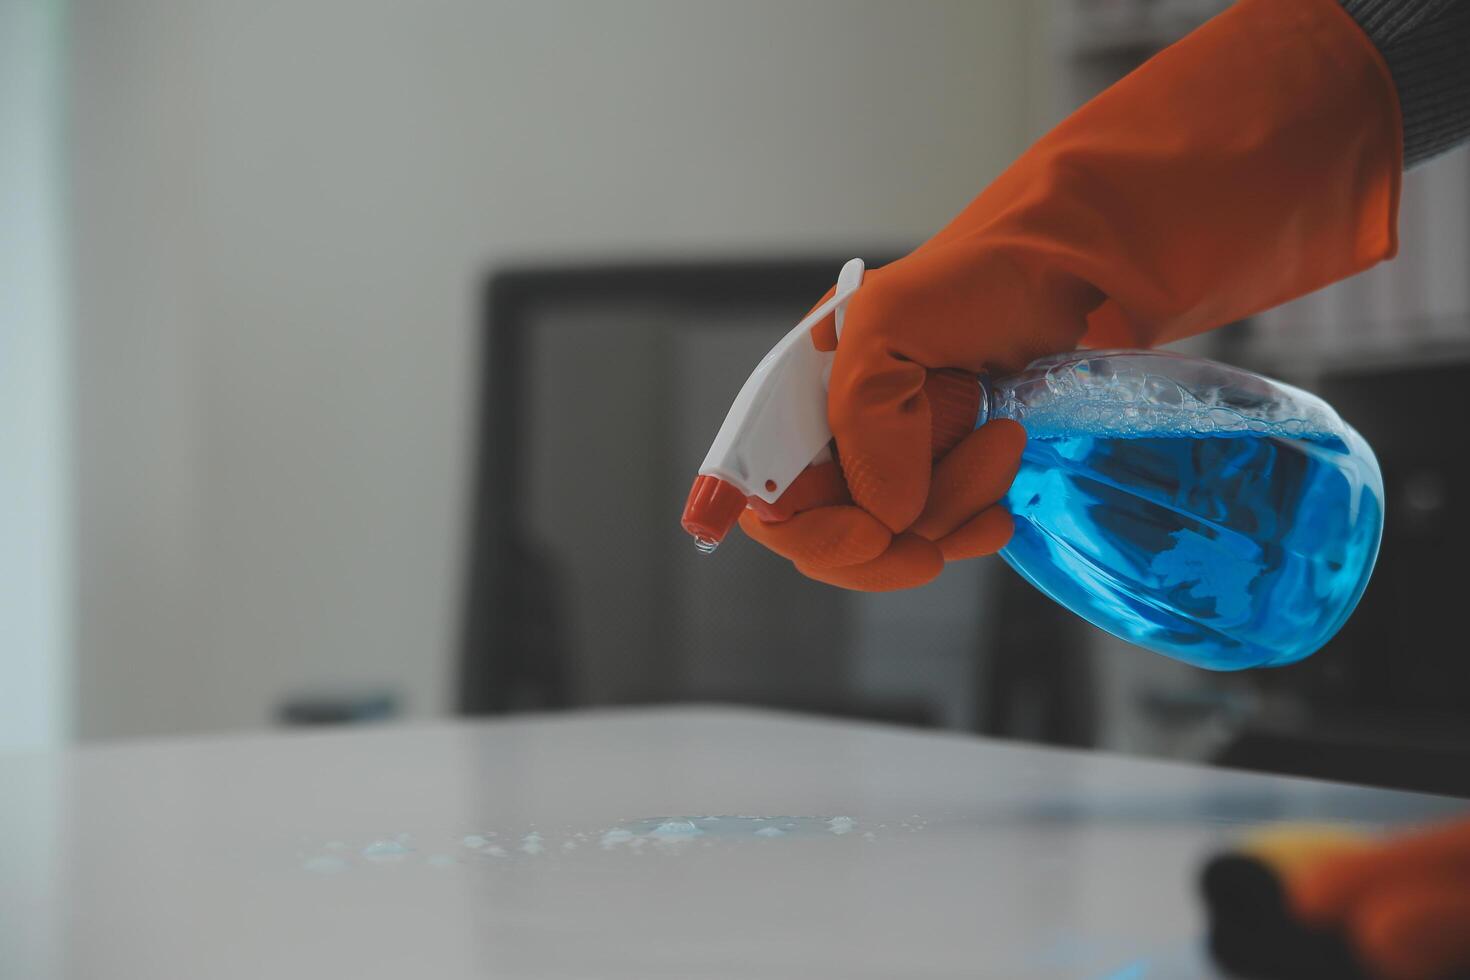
[{"xmin": 682, "ymin": 475, "xmax": 747, "ymax": 550}]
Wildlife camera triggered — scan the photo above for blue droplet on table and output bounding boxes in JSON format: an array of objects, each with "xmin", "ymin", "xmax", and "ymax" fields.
[
  {"xmin": 651, "ymin": 820, "xmax": 702, "ymax": 838},
  {"xmin": 362, "ymin": 839, "xmax": 411, "ymax": 862}
]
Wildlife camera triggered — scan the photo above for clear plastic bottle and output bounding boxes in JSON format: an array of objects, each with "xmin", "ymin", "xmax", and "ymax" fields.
[{"xmin": 984, "ymin": 350, "xmax": 1384, "ymax": 670}]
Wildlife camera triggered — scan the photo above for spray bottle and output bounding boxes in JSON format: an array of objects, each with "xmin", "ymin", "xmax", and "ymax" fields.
[{"xmin": 681, "ymin": 259, "xmax": 1384, "ymax": 670}]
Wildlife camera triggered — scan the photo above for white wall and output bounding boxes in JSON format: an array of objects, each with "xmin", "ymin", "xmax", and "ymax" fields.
[
  {"xmin": 68, "ymin": 0, "xmax": 1041, "ymax": 739},
  {"xmin": 2, "ymin": 0, "xmax": 72, "ymax": 751}
]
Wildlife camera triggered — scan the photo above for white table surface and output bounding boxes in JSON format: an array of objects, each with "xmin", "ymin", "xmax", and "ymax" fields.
[{"xmin": 4, "ymin": 707, "xmax": 1467, "ymax": 980}]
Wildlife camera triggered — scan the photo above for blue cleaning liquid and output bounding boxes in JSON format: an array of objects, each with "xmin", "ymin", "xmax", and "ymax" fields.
[{"xmin": 989, "ymin": 351, "xmax": 1384, "ymax": 670}]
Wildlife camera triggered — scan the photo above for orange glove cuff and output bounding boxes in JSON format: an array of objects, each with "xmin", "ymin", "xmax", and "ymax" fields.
[{"xmin": 1060, "ymin": 0, "xmax": 1404, "ymax": 345}]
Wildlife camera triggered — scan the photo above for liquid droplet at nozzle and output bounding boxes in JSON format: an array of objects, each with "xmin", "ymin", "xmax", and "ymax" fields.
[{"xmin": 694, "ymin": 536, "xmax": 719, "ymax": 555}]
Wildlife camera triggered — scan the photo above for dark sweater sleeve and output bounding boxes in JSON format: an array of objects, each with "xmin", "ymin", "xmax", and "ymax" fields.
[{"xmin": 1339, "ymin": 0, "xmax": 1470, "ymax": 166}]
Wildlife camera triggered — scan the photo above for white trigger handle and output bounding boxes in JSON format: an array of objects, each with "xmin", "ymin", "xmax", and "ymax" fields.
[{"xmin": 695, "ymin": 258, "xmax": 866, "ymax": 504}]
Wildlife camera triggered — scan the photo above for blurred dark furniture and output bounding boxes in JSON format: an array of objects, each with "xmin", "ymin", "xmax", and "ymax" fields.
[
  {"xmin": 276, "ymin": 692, "xmax": 398, "ymax": 726},
  {"xmin": 979, "ymin": 566, "xmax": 1095, "ymax": 748},
  {"xmin": 1216, "ymin": 351, "xmax": 1470, "ymax": 797}
]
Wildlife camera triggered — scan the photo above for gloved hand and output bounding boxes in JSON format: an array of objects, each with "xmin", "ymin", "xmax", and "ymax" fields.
[
  {"xmin": 1291, "ymin": 818, "xmax": 1470, "ymax": 980},
  {"xmin": 739, "ymin": 419, "xmax": 1025, "ymax": 591},
  {"xmin": 1202, "ymin": 819, "xmax": 1470, "ymax": 980},
  {"xmin": 742, "ymin": 0, "xmax": 1402, "ymax": 591}
]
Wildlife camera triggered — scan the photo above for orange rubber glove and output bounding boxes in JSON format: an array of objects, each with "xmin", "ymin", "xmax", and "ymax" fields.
[
  {"xmin": 742, "ymin": 0, "xmax": 1401, "ymax": 592},
  {"xmin": 1202, "ymin": 820, "xmax": 1470, "ymax": 980},
  {"xmin": 1290, "ymin": 818, "xmax": 1470, "ymax": 980},
  {"xmin": 740, "ymin": 419, "xmax": 1024, "ymax": 591}
]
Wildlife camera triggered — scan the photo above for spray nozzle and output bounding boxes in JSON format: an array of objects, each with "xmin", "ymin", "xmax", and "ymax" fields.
[
  {"xmin": 680, "ymin": 259, "xmax": 868, "ymax": 552},
  {"xmin": 681, "ymin": 475, "xmax": 748, "ymax": 554}
]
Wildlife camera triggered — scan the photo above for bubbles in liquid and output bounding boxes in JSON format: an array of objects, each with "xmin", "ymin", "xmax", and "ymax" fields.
[
  {"xmin": 753, "ymin": 826, "xmax": 786, "ymax": 838},
  {"xmin": 993, "ymin": 352, "xmax": 1339, "ymax": 443}
]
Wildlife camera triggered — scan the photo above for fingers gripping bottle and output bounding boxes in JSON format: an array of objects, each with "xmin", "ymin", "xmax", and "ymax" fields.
[{"xmin": 681, "ymin": 259, "xmax": 1385, "ymax": 670}]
